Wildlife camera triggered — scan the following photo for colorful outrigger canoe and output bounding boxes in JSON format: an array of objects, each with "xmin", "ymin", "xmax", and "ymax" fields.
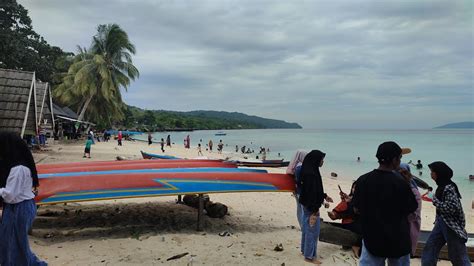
[
  {"xmin": 36, "ymin": 171, "xmax": 295, "ymax": 205},
  {"xmin": 35, "ymin": 159, "xmax": 295, "ymax": 205}
]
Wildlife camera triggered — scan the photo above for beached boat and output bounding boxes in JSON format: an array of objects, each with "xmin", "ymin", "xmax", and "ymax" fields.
[
  {"xmin": 230, "ymin": 159, "xmax": 290, "ymax": 168},
  {"xmin": 38, "ymin": 161, "xmax": 237, "ymax": 174},
  {"xmin": 36, "ymin": 171, "xmax": 295, "ymax": 205},
  {"xmin": 141, "ymin": 150, "xmax": 179, "ymax": 160},
  {"xmin": 215, "ymin": 131, "xmax": 226, "ymax": 136},
  {"xmin": 37, "ymin": 158, "xmax": 223, "ymax": 170}
]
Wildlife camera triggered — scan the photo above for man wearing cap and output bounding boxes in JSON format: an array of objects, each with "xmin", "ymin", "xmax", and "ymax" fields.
[{"xmin": 353, "ymin": 141, "xmax": 418, "ymax": 265}]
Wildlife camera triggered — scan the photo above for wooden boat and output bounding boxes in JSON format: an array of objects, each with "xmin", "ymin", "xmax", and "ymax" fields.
[
  {"xmin": 141, "ymin": 150, "xmax": 179, "ymax": 160},
  {"xmin": 414, "ymin": 231, "xmax": 474, "ymax": 261},
  {"xmin": 319, "ymin": 222, "xmax": 474, "ymax": 262},
  {"xmin": 38, "ymin": 161, "xmax": 236, "ymax": 174},
  {"xmin": 232, "ymin": 159, "xmax": 290, "ymax": 168},
  {"xmin": 36, "ymin": 172, "xmax": 295, "ymax": 205},
  {"xmin": 37, "ymin": 158, "xmax": 223, "ymax": 170}
]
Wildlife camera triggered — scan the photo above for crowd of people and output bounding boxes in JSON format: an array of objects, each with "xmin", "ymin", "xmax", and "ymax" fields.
[{"xmin": 287, "ymin": 141, "xmax": 471, "ymax": 265}]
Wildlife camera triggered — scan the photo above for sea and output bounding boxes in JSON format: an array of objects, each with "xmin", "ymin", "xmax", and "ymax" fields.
[{"xmin": 138, "ymin": 129, "xmax": 474, "ymax": 209}]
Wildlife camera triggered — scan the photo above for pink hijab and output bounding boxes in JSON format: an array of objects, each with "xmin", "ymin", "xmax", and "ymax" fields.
[{"xmin": 286, "ymin": 150, "xmax": 307, "ymax": 175}]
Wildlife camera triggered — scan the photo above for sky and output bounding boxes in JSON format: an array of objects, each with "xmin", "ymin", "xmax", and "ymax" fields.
[{"xmin": 18, "ymin": 0, "xmax": 473, "ymax": 129}]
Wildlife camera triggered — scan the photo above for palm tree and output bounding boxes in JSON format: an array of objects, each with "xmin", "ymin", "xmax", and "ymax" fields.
[{"xmin": 54, "ymin": 24, "xmax": 139, "ymax": 122}]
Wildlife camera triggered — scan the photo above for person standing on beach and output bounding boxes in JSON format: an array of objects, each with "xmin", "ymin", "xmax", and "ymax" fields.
[
  {"xmin": 197, "ymin": 144, "xmax": 203, "ymax": 156},
  {"xmin": 421, "ymin": 162, "xmax": 470, "ymax": 266},
  {"xmin": 352, "ymin": 141, "xmax": 417, "ymax": 265},
  {"xmin": 208, "ymin": 140, "xmax": 213, "ymax": 152},
  {"xmin": 83, "ymin": 136, "xmax": 93, "ymax": 158},
  {"xmin": 217, "ymin": 140, "xmax": 224, "ymax": 154},
  {"xmin": 186, "ymin": 135, "xmax": 191, "ymax": 149},
  {"xmin": 286, "ymin": 150, "xmax": 307, "ymax": 229},
  {"xmin": 299, "ymin": 150, "xmax": 333, "ymax": 264},
  {"xmin": 117, "ymin": 130, "xmax": 123, "ymax": 146},
  {"xmin": 166, "ymin": 135, "xmax": 171, "ymax": 147},
  {"xmin": 148, "ymin": 133, "xmax": 153, "ymax": 145},
  {"xmin": 160, "ymin": 138, "xmax": 165, "ymax": 152},
  {"xmin": 0, "ymin": 131, "xmax": 47, "ymax": 265}
]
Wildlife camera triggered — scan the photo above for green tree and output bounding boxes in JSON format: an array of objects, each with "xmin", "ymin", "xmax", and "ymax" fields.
[
  {"xmin": 0, "ymin": 0, "xmax": 68, "ymax": 81},
  {"xmin": 54, "ymin": 24, "xmax": 139, "ymax": 123}
]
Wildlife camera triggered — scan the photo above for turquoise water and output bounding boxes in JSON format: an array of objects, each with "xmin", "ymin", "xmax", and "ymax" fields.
[{"xmin": 142, "ymin": 129, "xmax": 474, "ymax": 208}]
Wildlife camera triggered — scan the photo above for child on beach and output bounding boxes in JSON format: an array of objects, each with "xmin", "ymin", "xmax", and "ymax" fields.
[
  {"xmin": 197, "ymin": 144, "xmax": 203, "ymax": 156},
  {"xmin": 160, "ymin": 138, "xmax": 165, "ymax": 152},
  {"xmin": 421, "ymin": 162, "xmax": 470, "ymax": 265},
  {"xmin": 83, "ymin": 136, "xmax": 93, "ymax": 158},
  {"xmin": 217, "ymin": 140, "xmax": 223, "ymax": 154},
  {"xmin": 0, "ymin": 131, "xmax": 47, "ymax": 265}
]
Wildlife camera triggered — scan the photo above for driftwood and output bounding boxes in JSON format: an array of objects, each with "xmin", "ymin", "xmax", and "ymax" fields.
[
  {"xmin": 205, "ymin": 202, "xmax": 228, "ymax": 218},
  {"xmin": 319, "ymin": 222, "xmax": 360, "ymax": 247},
  {"xmin": 183, "ymin": 194, "xmax": 210, "ymax": 208},
  {"xmin": 182, "ymin": 194, "xmax": 228, "ymax": 218}
]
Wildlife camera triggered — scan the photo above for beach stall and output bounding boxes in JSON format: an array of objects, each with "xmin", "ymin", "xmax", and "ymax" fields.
[
  {"xmin": 52, "ymin": 103, "xmax": 94, "ymax": 139},
  {"xmin": 0, "ymin": 68, "xmax": 38, "ymax": 138}
]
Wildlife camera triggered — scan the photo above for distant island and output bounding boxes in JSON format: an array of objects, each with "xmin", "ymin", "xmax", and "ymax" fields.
[
  {"xmin": 122, "ymin": 105, "xmax": 302, "ymax": 131},
  {"xmin": 434, "ymin": 122, "xmax": 474, "ymax": 129}
]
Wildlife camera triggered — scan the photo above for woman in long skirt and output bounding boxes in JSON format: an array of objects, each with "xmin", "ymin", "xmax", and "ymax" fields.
[
  {"xmin": 298, "ymin": 150, "xmax": 333, "ymax": 264},
  {"xmin": 0, "ymin": 131, "xmax": 47, "ymax": 265}
]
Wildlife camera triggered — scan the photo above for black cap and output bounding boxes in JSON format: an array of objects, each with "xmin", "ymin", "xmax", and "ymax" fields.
[{"xmin": 376, "ymin": 141, "xmax": 402, "ymax": 163}]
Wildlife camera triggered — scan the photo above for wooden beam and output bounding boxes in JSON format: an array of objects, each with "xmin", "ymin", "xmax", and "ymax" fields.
[
  {"xmin": 197, "ymin": 194, "xmax": 204, "ymax": 231},
  {"xmin": 21, "ymin": 72, "xmax": 35, "ymax": 138}
]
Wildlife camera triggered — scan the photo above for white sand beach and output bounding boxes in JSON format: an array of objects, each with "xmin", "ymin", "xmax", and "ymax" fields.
[{"xmin": 28, "ymin": 139, "xmax": 473, "ymax": 265}]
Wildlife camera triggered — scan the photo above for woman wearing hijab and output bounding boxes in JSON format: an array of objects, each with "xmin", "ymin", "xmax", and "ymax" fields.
[
  {"xmin": 0, "ymin": 131, "xmax": 47, "ymax": 265},
  {"xmin": 286, "ymin": 150, "xmax": 308, "ymax": 229},
  {"xmin": 421, "ymin": 161, "xmax": 470, "ymax": 266},
  {"xmin": 299, "ymin": 150, "xmax": 333, "ymax": 264}
]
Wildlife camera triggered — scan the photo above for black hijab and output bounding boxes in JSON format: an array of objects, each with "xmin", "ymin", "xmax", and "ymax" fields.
[
  {"xmin": 428, "ymin": 161, "xmax": 461, "ymax": 199},
  {"xmin": 0, "ymin": 131, "xmax": 39, "ymax": 189},
  {"xmin": 299, "ymin": 150, "xmax": 326, "ymax": 213}
]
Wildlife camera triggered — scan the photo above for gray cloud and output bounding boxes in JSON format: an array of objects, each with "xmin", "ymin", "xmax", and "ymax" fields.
[{"xmin": 19, "ymin": 0, "xmax": 473, "ymax": 128}]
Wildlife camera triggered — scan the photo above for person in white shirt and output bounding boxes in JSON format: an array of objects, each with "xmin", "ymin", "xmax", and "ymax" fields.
[{"xmin": 0, "ymin": 131, "xmax": 47, "ymax": 266}]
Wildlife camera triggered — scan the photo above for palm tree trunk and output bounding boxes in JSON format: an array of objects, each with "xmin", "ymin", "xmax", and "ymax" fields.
[{"xmin": 77, "ymin": 95, "xmax": 93, "ymax": 121}]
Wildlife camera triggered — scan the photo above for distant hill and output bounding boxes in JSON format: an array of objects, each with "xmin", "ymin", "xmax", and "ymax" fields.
[
  {"xmin": 122, "ymin": 106, "xmax": 302, "ymax": 130},
  {"xmin": 184, "ymin": 110, "xmax": 302, "ymax": 129},
  {"xmin": 435, "ymin": 122, "xmax": 474, "ymax": 129}
]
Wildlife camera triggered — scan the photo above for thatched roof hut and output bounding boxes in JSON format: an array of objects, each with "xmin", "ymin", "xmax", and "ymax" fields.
[
  {"xmin": 0, "ymin": 68, "xmax": 37, "ymax": 137},
  {"xmin": 36, "ymin": 81, "xmax": 55, "ymax": 133}
]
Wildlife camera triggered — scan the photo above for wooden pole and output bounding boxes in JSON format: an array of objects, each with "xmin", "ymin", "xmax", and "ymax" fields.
[
  {"xmin": 197, "ymin": 194, "xmax": 204, "ymax": 231},
  {"xmin": 177, "ymin": 195, "xmax": 182, "ymax": 203}
]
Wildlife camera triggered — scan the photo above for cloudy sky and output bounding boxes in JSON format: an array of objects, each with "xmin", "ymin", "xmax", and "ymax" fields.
[{"xmin": 19, "ymin": 0, "xmax": 473, "ymax": 129}]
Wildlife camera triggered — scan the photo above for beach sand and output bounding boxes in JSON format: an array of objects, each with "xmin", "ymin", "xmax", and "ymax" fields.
[{"xmin": 28, "ymin": 139, "xmax": 473, "ymax": 265}]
